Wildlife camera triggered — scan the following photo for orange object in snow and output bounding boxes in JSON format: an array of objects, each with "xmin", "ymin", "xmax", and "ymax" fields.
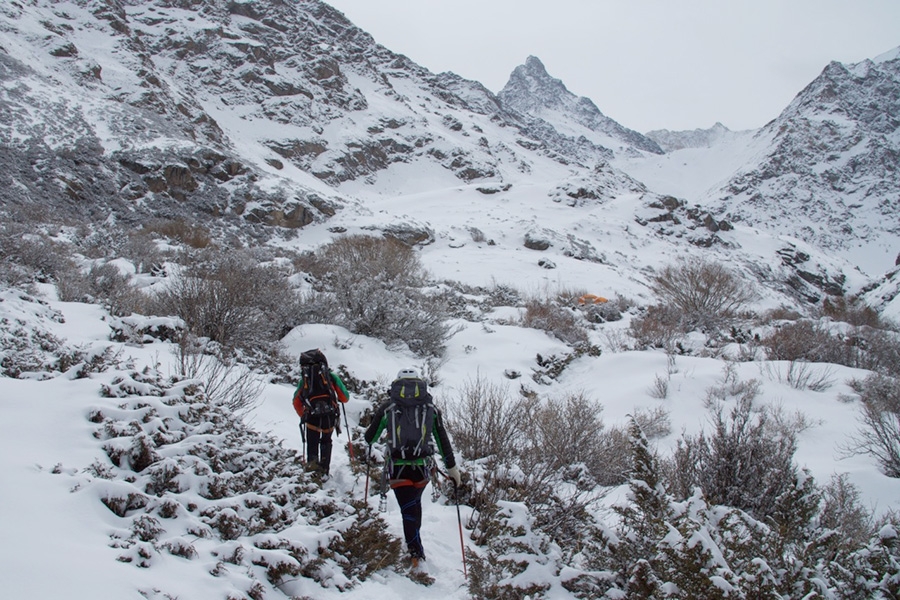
[{"xmin": 577, "ymin": 294, "xmax": 609, "ymax": 305}]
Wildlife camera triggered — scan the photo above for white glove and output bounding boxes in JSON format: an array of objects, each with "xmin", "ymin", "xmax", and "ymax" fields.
[{"xmin": 447, "ymin": 466, "xmax": 461, "ymax": 487}]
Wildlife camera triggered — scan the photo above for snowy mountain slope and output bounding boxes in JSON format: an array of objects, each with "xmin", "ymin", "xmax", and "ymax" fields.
[
  {"xmin": 2, "ymin": 0, "xmax": 898, "ymax": 307},
  {"xmin": 708, "ymin": 50, "xmax": 900, "ymax": 275},
  {"xmin": 613, "ymin": 126, "xmax": 766, "ymax": 205},
  {"xmin": 3, "ymin": 256, "xmax": 900, "ymax": 598}
]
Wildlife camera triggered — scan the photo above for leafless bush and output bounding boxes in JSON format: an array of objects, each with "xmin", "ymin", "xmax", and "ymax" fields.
[
  {"xmin": 849, "ymin": 327, "xmax": 900, "ymax": 377},
  {"xmin": 305, "ymin": 235, "xmax": 450, "ymax": 357},
  {"xmin": 760, "ymin": 320, "xmax": 841, "ymax": 362},
  {"xmin": 819, "ymin": 473, "xmax": 873, "ymax": 549},
  {"xmin": 842, "ymin": 374, "xmax": 900, "ymax": 477},
  {"xmin": 665, "ymin": 395, "xmax": 802, "ymax": 522},
  {"xmin": 761, "ymin": 360, "xmax": 835, "ymax": 391},
  {"xmin": 648, "ymin": 373, "xmax": 669, "ymax": 399},
  {"xmin": 452, "ymin": 385, "xmax": 627, "ymax": 558},
  {"xmin": 143, "ymin": 218, "xmax": 212, "ymax": 249},
  {"xmin": 757, "ymin": 306, "xmax": 804, "ymax": 324},
  {"xmin": 602, "ymin": 328, "xmax": 632, "ymax": 353},
  {"xmin": 521, "ymin": 297, "xmax": 589, "ymax": 345},
  {"xmin": 628, "ymin": 303, "xmax": 685, "ymax": 349},
  {"xmin": 632, "ymin": 405, "xmax": 672, "ymax": 440},
  {"xmin": 0, "ymin": 225, "xmax": 77, "ymax": 286},
  {"xmin": 150, "ymin": 249, "xmax": 303, "ymax": 352},
  {"xmin": 762, "ymin": 318, "xmax": 900, "ymax": 377},
  {"xmin": 444, "ymin": 377, "xmax": 526, "ymax": 462},
  {"xmin": 173, "ymin": 335, "xmax": 265, "ymax": 412},
  {"xmin": 650, "ymin": 258, "xmax": 757, "ymax": 331},
  {"xmin": 822, "ymin": 296, "xmax": 884, "ymax": 329},
  {"xmin": 120, "ymin": 230, "xmax": 167, "ymax": 275},
  {"xmin": 56, "ymin": 262, "xmax": 148, "ymax": 316}
]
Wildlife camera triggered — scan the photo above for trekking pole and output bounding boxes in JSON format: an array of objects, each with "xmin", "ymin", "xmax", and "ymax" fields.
[
  {"xmin": 341, "ymin": 403, "xmax": 355, "ymax": 461},
  {"xmin": 298, "ymin": 422, "xmax": 306, "ymax": 464},
  {"xmin": 454, "ymin": 481, "xmax": 468, "ymax": 580},
  {"xmin": 364, "ymin": 445, "xmax": 372, "ymax": 504}
]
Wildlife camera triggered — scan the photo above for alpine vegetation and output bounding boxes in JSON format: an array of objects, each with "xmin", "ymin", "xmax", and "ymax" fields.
[{"xmin": 3, "ymin": 0, "xmax": 900, "ymax": 598}]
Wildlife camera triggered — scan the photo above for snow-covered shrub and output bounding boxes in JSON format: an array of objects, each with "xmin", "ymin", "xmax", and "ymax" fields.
[
  {"xmin": 665, "ymin": 393, "xmax": 802, "ymax": 523},
  {"xmin": 57, "ymin": 262, "xmax": 147, "ymax": 317},
  {"xmin": 818, "ymin": 473, "xmax": 873, "ymax": 551},
  {"xmin": 150, "ymin": 249, "xmax": 303, "ymax": 352},
  {"xmin": 521, "ymin": 296, "xmax": 589, "ymax": 345},
  {"xmin": 845, "ymin": 373, "xmax": 900, "ymax": 477},
  {"xmin": 628, "ymin": 302, "xmax": 686, "ymax": 349},
  {"xmin": 306, "ymin": 235, "xmax": 450, "ymax": 357},
  {"xmin": 324, "ymin": 502, "xmax": 402, "ymax": 580},
  {"xmin": 0, "ymin": 223, "xmax": 76, "ymax": 286},
  {"xmin": 87, "ymin": 366, "xmax": 401, "ymax": 593},
  {"xmin": 650, "ymin": 258, "xmax": 757, "ymax": 332},
  {"xmin": 466, "ymin": 501, "xmax": 557, "ymax": 600},
  {"xmin": 531, "ymin": 343, "xmax": 601, "ymax": 384},
  {"xmin": 575, "ymin": 419, "xmax": 838, "ymax": 598}
]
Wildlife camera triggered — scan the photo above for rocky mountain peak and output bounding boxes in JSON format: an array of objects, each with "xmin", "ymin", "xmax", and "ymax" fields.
[
  {"xmin": 498, "ymin": 56, "xmax": 663, "ymax": 156},
  {"xmin": 712, "ymin": 48, "xmax": 900, "ymax": 273}
]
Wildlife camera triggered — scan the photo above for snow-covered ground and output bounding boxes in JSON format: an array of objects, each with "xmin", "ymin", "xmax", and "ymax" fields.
[{"xmin": 3, "ymin": 267, "xmax": 900, "ymax": 597}]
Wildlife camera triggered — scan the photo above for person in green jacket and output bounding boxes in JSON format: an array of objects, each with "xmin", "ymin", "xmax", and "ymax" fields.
[
  {"xmin": 364, "ymin": 368, "xmax": 461, "ymax": 566},
  {"xmin": 292, "ymin": 349, "xmax": 349, "ymax": 477}
]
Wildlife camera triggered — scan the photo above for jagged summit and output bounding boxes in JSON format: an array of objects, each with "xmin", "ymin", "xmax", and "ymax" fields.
[
  {"xmin": 498, "ymin": 56, "xmax": 571, "ymax": 114},
  {"xmin": 498, "ymin": 56, "xmax": 663, "ymax": 156}
]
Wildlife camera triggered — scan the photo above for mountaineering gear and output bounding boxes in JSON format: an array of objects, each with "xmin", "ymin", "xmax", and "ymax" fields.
[
  {"xmin": 397, "ymin": 367, "xmax": 420, "ymax": 379},
  {"xmin": 363, "ymin": 369, "xmax": 459, "ymax": 565},
  {"xmin": 386, "ymin": 376, "xmax": 437, "ymax": 460},
  {"xmin": 340, "ymin": 401, "xmax": 355, "ymax": 461},
  {"xmin": 292, "ymin": 349, "xmax": 349, "ymax": 476},
  {"xmin": 294, "ymin": 349, "xmax": 347, "ymax": 418},
  {"xmin": 447, "ymin": 465, "xmax": 461, "ymax": 487},
  {"xmin": 453, "ymin": 477, "xmax": 468, "ymax": 580}
]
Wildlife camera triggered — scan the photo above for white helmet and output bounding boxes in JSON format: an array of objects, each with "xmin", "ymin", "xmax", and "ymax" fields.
[{"xmin": 397, "ymin": 368, "xmax": 419, "ymax": 380}]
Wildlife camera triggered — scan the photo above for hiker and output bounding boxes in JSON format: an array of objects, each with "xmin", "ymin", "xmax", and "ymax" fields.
[
  {"xmin": 364, "ymin": 368, "xmax": 461, "ymax": 566},
  {"xmin": 292, "ymin": 349, "xmax": 349, "ymax": 476}
]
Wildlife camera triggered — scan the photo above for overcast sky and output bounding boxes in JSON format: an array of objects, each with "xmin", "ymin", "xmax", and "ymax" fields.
[{"xmin": 324, "ymin": 0, "xmax": 900, "ymax": 133}]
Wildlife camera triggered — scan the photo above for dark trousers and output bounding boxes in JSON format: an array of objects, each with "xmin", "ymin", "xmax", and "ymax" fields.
[
  {"xmin": 305, "ymin": 413, "xmax": 336, "ymax": 474},
  {"xmin": 391, "ymin": 464, "xmax": 429, "ymax": 557}
]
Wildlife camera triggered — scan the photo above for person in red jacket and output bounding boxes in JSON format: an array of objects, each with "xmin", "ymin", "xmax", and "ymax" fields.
[{"xmin": 292, "ymin": 349, "xmax": 349, "ymax": 477}]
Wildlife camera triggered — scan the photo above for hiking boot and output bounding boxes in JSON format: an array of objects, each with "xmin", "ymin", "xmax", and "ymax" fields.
[{"xmin": 408, "ymin": 545, "xmax": 426, "ymax": 566}]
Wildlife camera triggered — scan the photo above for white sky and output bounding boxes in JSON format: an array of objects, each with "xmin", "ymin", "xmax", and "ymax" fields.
[{"xmin": 324, "ymin": 0, "xmax": 900, "ymax": 132}]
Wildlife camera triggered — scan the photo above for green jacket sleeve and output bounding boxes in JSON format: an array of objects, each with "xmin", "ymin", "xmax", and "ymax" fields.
[
  {"xmin": 329, "ymin": 371, "xmax": 350, "ymax": 403},
  {"xmin": 432, "ymin": 408, "xmax": 456, "ymax": 469},
  {"xmin": 364, "ymin": 401, "xmax": 389, "ymax": 445}
]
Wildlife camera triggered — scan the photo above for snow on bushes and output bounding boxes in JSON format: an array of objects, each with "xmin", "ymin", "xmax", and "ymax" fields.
[{"xmin": 83, "ymin": 367, "xmax": 400, "ymax": 595}]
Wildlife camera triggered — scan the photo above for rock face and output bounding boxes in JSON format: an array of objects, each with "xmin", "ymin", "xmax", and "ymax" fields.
[
  {"xmin": 498, "ymin": 56, "xmax": 663, "ymax": 157},
  {"xmin": 710, "ymin": 50, "xmax": 900, "ymax": 258},
  {"xmin": 0, "ymin": 0, "xmax": 652, "ymax": 229},
  {"xmin": 1, "ymin": 1, "xmax": 899, "ymax": 308}
]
